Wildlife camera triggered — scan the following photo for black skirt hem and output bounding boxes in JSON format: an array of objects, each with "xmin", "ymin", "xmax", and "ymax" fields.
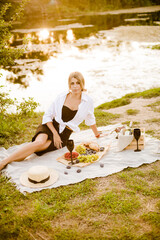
[{"xmin": 32, "ymin": 119, "xmax": 72, "ymax": 156}]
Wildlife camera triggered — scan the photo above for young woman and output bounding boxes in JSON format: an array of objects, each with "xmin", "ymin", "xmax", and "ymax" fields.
[{"xmin": 0, "ymin": 71, "xmax": 101, "ymax": 170}]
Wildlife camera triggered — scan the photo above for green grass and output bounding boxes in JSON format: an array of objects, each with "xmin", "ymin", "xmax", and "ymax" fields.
[
  {"xmin": 146, "ymin": 100, "xmax": 160, "ymax": 112},
  {"xmin": 122, "ymin": 121, "xmax": 140, "ymax": 127},
  {"xmin": 1, "ymin": 162, "xmax": 160, "ymax": 239},
  {"xmin": 152, "ymin": 44, "xmax": 160, "ymax": 50},
  {"xmin": 92, "ymin": 190, "xmax": 141, "ymax": 214},
  {"xmin": 145, "ymin": 129, "xmax": 156, "ymax": 136},
  {"xmin": 126, "ymin": 109, "xmax": 140, "ymax": 115},
  {"xmin": 0, "ymin": 87, "xmax": 160, "ymax": 239},
  {"xmin": 0, "ymin": 112, "xmax": 43, "ymax": 149},
  {"xmin": 118, "ymin": 166, "xmax": 160, "ymax": 198},
  {"xmin": 97, "ymin": 96, "xmax": 131, "ymax": 110},
  {"xmin": 145, "ymin": 118, "xmax": 160, "ymax": 124},
  {"xmin": 79, "ymin": 109, "xmax": 120, "ymax": 130},
  {"xmin": 142, "ymin": 210, "xmax": 160, "ymax": 228},
  {"xmin": 0, "ymin": 88, "xmax": 42, "ymax": 148},
  {"xmin": 97, "ymin": 87, "xmax": 160, "ymax": 110}
]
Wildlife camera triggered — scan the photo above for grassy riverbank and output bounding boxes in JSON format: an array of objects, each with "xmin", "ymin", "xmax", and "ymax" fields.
[{"xmin": 0, "ymin": 87, "xmax": 160, "ymax": 240}]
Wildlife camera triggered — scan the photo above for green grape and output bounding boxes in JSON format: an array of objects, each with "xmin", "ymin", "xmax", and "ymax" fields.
[
  {"xmin": 77, "ymin": 154, "xmax": 99, "ymax": 163},
  {"xmin": 75, "ymin": 145, "xmax": 86, "ymax": 154}
]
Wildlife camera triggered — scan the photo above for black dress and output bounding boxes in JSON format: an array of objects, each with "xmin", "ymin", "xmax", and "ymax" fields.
[{"xmin": 32, "ymin": 105, "xmax": 77, "ymax": 156}]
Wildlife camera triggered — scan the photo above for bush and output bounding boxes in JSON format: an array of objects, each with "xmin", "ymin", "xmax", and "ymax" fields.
[{"xmin": 0, "ymin": 86, "xmax": 39, "ymax": 145}]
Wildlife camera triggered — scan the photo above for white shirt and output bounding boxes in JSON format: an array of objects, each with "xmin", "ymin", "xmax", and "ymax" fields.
[{"xmin": 42, "ymin": 91, "xmax": 96, "ymax": 133}]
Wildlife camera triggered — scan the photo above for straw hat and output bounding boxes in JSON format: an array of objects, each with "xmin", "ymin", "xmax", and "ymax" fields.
[{"xmin": 20, "ymin": 165, "xmax": 59, "ymax": 188}]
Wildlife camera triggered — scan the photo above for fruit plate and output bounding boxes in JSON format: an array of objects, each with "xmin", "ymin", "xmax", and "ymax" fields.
[{"xmin": 56, "ymin": 144, "xmax": 110, "ymax": 167}]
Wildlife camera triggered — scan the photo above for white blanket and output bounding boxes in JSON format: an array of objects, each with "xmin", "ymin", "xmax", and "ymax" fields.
[{"xmin": 1, "ymin": 124, "xmax": 160, "ymax": 194}]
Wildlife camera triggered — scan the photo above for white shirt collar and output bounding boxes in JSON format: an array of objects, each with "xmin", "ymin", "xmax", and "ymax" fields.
[{"xmin": 62, "ymin": 90, "xmax": 88, "ymax": 102}]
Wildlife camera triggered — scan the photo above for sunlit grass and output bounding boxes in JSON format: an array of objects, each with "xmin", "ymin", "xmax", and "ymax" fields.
[
  {"xmin": 126, "ymin": 108, "xmax": 140, "ymax": 115},
  {"xmin": 146, "ymin": 100, "xmax": 160, "ymax": 112},
  {"xmin": 142, "ymin": 211, "xmax": 160, "ymax": 228},
  {"xmin": 152, "ymin": 44, "xmax": 160, "ymax": 50},
  {"xmin": 122, "ymin": 121, "xmax": 140, "ymax": 127},
  {"xmin": 118, "ymin": 165, "xmax": 160, "ymax": 197},
  {"xmin": 0, "ymin": 112, "xmax": 43, "ymax": 149},
  {"xmin": 0, "ymin": 87, "xmax": 160, "ymax": 239},
  {"xmin": 0, "ymin": 158, "xmax": 160, "ymax": 240},
  {"xmin": 91, "ymin": 190, "xmax": 140, "ymax": 214},
  {"xmin": 97, "ymin": 96, "xmax": 131, "ymax": 110},
  {"xmin": 145, "ymin": 118, "xmax": 160, "ymax": 124},
  {"xmin": 145, "ymin": 129, "xmax": 156, "ymax": 136},
  {"xmin": 79, "ymin": 109, "xmax": 120, "ymax": 130},
  {"xmin": 97, "ymin": 87, "xmax": 160, "ymax": 110}
]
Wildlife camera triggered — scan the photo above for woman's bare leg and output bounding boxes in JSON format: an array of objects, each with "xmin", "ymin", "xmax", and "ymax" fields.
[{"xmin": 0, "ymin": 134, "xmax": 52, "ymax": 171}]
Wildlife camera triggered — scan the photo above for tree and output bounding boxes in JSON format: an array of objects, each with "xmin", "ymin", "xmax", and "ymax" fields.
[{"xmin": 0, "ymin": 0, "xmax": 28, "ymax": 67}]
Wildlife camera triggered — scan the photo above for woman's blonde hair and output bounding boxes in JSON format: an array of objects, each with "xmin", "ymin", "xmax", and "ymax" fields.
[{"xmin": 68, "ymin": 71, "xmax": 86, "ymax": 91}]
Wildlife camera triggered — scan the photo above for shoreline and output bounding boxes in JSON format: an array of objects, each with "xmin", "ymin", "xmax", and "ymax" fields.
[
  {"xmin": 103, "ymin": 25, "xmax": 160, "ymax": 42},
  {"xmin": 82, "ymin": 5, "xmax": 160, "ymax": 16}
]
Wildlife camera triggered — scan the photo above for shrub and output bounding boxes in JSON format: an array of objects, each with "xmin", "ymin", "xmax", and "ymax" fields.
[{"xmin": 0, "ymin": 85, "xmax": 39, "ymax": 145}]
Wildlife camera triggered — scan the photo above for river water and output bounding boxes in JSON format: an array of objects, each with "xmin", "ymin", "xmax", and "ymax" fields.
[{"xmin": 1, "ymin": 10, "xmax": 160, "ymax": 111}]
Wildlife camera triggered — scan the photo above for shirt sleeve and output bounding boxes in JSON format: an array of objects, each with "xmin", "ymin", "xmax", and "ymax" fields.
[
  {"xmin": 42, "ymin": 101, "xmax": 56, "ymax": 124},
  {"xmin": 84, "ymin": 98, "xmax": 96, "ymax": 126}
]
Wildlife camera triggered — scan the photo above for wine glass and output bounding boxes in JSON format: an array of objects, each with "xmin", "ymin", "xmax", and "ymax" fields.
[
  {"xmin": 133, "ymin": 128, "xmax": 141, "ymax": 152},
  {"xmin": 66, "ymin": 139, "xmax": 74, "ymax": 164}
]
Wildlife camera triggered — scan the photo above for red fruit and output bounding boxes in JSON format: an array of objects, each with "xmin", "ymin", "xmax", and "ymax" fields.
[{"xmin": 64, "ymin": 152, "xmax": 79, "ymax": 160}]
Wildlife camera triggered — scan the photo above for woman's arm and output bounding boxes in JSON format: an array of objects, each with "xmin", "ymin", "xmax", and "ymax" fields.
[
  {"xmin": 90, "ymin": 124, "xmax": 101, "ymax": 138},
  {"xmin": 84, "ymin": 98, "xmax": 101, "ymax": 138},
  {"xmin": 46, "ymin": 122, "xmax": 62, "ymax": 149},
  {"xmin": 42, "ymin": 100, "xmax": 56, "ymax": 125}
]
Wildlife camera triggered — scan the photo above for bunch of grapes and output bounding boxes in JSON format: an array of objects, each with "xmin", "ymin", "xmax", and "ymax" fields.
[
  {"xmin": 75, "ymin": 145, "xmax": 86, "ymax": 154},
  {"xmin": 81, "ymin": 148, "xmax": 97, "ymax": 155},
  {"xmin": 78, "ymin": 154, "xmax": 99, "ymax": 163}
]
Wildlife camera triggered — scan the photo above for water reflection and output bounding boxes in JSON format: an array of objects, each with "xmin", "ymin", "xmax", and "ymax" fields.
[
  {"xmin": 66, "ymin": 29, "xmax": 75, "ymax": 42},
  {"xmin": 38, "ymin": 29, "xmax": 50, "ymax": 41},
  {"xmin": 21, "ymin": 51, "xmax": 50, "ymax": 61},
  {"xmin": 2, "ymin": 10, "xmax": 160, "ymax": 110}
]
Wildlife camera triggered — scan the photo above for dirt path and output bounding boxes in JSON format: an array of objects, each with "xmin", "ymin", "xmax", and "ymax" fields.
[{"xmin": 105, "ymin": 96, "xmax": 160, "ymax": 138}]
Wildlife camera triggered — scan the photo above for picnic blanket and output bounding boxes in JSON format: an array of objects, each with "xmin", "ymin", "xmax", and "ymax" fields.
[{"xmin": 0, "ymin": 124, "xmax": 160, "ymax": 194}]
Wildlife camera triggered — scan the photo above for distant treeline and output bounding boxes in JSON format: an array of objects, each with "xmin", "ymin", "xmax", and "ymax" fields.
[
  {"xmin": 7, "ymin": 0, "xmax": 160, "ymax": 22},
  {"xmin": 58, "ymin": 0, "xmax": 160, "ymax": 11},
  {"xmin": 46, "ymin": 0, "xmax": 160, "ymax": 18}
]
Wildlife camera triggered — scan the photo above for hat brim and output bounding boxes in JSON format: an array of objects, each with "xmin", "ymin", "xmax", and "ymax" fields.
[{"xmin": 20, "ymin": 168, "xmax": 59, "ymax": 188}]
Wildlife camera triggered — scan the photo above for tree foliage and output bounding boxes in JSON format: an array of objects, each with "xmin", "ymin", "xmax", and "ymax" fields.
[
  {"xmin": 43, "ymin": 0, "xmax": 159, "ymax": 19},
  {"xmin": 0, "ymin": 0, "xmax": 28, "ymax": 67},
  {"xmin": 58, "ymin": 0, "xmax": 158, "ymax": 11}
]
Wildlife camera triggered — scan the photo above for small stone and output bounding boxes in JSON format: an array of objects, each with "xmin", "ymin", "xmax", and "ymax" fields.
[
  {"xmin": 100, "ymin": 147, "xmax": 105, "ymax": 151},
  {"xmin": 100, "ymin": 163, "xmax": 104, "ymax": 168},
  {"xmin": 64, "ymin": 171, "xmax": 68, "ymax": 175},
  {"xmin": 66, "ymin": 165, "xmax": 71, "ymax": 169},
  {"xmin": 77, "ymin": 169, "xmax": 81, "ymax": 173}
]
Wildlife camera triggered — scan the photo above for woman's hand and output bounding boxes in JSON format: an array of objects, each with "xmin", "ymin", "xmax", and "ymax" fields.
[
  {"xmin": 53, "ymin": 132, "xmax": 62, "ymax": 149},
  {"xmin": 95, "ymin": 131, "xmax": 104, "ymax": 138}
]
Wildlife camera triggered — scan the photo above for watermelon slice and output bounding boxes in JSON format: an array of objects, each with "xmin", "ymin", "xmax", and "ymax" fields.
[{"xmin": 64, "ymin": 152, "xmax": 79, "ymax": 160}]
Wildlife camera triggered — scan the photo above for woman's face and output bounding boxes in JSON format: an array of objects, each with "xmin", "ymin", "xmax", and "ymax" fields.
[{"xmin": 70, "ymin": 77, "xmax": 82, "ymax": 93}]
